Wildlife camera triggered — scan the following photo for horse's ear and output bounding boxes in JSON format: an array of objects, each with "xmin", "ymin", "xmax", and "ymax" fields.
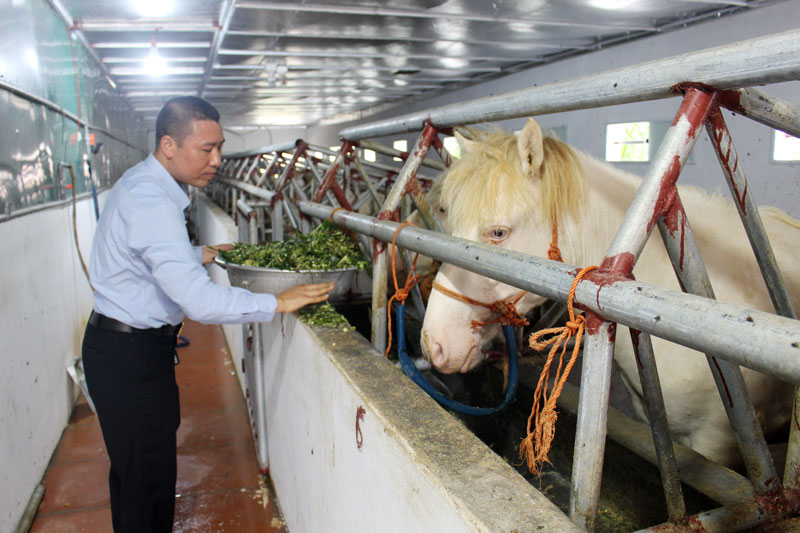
[
  {"xmin": 454, "ymin": 131, "xmax": 479, "ymax": 154},
  {"xmin": 518, "ymin": 118, "xmax": 544, "ymax": 177}
]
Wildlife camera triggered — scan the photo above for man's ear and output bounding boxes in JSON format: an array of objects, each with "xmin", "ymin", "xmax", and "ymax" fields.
[{"xmin": 159, "ymin": 135, "xmax": 178, "ymax": 159}]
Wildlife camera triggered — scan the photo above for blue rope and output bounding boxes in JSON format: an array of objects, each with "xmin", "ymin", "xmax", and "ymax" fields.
[{"xmin": 395, "ymin": 303, "xmax": 518, "ymax": 416}]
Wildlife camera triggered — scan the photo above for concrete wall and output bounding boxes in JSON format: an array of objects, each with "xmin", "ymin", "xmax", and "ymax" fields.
[
  {"xmin": 257, "ymin": 313, "xmax": 579, "ymax": 532},
  {"xmin": 0, "ymin": 193, "xmax": 102, "ymax": 532},
  {"xmin": 305, "ymin": 2, "xmax": 800, "ymax": 218}
]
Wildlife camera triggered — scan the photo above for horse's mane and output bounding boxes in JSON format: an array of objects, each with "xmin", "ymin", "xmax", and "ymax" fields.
[{"xmin": 440, "ymin": 126, "xmax": 586, "ymax": 235}]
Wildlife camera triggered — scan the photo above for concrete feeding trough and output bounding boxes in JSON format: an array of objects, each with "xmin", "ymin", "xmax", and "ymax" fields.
[{"xmin": 255, "ymin": 313, "xmax": 578, "ymax": 532}]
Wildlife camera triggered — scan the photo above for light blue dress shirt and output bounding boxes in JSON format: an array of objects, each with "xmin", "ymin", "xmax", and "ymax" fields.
[{"xmin": 90, "ymin": 154, "xmax": 277, "ymax": 328}]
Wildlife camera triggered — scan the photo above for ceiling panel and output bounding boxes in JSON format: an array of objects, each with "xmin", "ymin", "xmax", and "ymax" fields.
[{"xmin": 54, "ymin": 0, "xmax": 783, "ymax": 128}]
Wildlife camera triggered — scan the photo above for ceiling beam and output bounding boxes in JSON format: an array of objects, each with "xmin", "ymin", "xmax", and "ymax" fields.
[
  {"xmin": 199, "ymin": 0, "xmax": 238, "ymax": 98},
  {"xmin": 235, "ymin": 2, "xmax": 658, "ymax": 32}
]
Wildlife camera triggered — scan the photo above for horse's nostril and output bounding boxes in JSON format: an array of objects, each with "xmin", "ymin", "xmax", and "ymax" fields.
[{"xmin": 430, "ymin": 342, "xmax": 446, "ymax": 367}]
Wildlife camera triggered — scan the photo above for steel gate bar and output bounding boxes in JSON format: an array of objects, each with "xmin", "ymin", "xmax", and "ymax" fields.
[
  {"xmin": 255, "ymin": 153, "xmax": 280, "ymax": 188},
  {"xmin": 297, "ymin": 204, "xmax": 800, "ymax": 388},
  {"xmin": 370, "ymin": 123, "xmax": 440, "ymax": 351},
  {"xmin": 357, "ymin": 139, "xmax": 447, "ymax": 171},
  {"xmin": 569, "ymin": 87, "xmax": 717, "ymax": 530},
  {"xmin": 627, "ymin": 331, "xmax": 686, "ymax": 522},
  {"xmin": 705, "ymin": 107, "xmax": 797, "ymax": 320},
  {"xmin": 339, "ymin": 29, "xmax": 800, "ymax": 141},
  {"xmin": 311, "ymin": 142, "xmax": 354, "ymax": 210},
  {"xmin": 569, "ymin": 318, "xmax": 617, "ymax": 530},
  {"xmin": 718, "ymin": 88, "xmax": 800, "ymax": 146},
  {"xmin": 656, "ymin": 193, "xmax": 780, "ymax": 495},
  {"xmin": 705, "ymin": 105, "xmax": 800, "ymax": 493}
]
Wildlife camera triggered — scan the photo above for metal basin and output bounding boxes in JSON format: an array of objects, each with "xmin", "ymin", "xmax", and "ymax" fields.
[{"xmin": 214, "ymin": 256, "xmax": 359, "ymax": 301}]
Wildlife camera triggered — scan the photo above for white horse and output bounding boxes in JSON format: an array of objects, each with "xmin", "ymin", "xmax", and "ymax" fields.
[{"xmin": 420, "ymin": 118, "xmax": 800, "ymax": 467}]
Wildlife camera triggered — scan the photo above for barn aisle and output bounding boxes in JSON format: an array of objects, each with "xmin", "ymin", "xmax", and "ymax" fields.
[{"xmin": 29, "ymin": 320, "xmax": 286, "ymax": 532}]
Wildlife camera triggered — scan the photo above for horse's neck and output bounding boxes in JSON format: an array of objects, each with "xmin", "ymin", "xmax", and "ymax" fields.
[{"xmin": 561, "ymin": 153, "xmax": 641, "ymax": 265}]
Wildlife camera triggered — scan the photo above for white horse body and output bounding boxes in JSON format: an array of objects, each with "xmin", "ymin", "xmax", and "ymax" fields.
[{"xmin": 420, "ymin": 118, "xmax": 799, "ymax": 467}]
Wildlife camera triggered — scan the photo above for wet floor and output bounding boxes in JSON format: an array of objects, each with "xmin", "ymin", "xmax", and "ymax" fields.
[{"xmin": 30, "ymin": 320, "xmax": 286, "ymax": 532}]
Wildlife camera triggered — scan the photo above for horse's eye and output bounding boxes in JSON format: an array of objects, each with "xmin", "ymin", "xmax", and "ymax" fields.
[{"xmin": 489, "ymin": 227, "xmax": 509, "ymax": 243}]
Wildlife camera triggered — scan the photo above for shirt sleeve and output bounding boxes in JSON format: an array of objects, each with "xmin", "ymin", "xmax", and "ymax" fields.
[{"xmin": 128, "ymin": 199, "xmax": 278, "ymax": 324}]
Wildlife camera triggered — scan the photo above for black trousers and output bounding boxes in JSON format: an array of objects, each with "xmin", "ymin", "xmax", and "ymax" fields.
[{"xmin": 82, "ymin": 322, "xmax": 180, "ymax": 533}]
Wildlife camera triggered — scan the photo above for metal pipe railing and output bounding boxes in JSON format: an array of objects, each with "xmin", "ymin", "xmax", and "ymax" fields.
[
  {"xmin": 298, "ymin": 202, "xmax": 800, "ymax": 385},
  {"xmin": 339, "ymin": 29, "xmax": 800, "ymax": 140}
]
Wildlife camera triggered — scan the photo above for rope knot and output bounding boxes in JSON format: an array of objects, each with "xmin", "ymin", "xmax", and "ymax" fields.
[
  {"xmin": 488, "ymin": 300, "xmax": 529, "ymax": 328},
  {"xmin": 564, "ymin": 314, "xmax": 586, "ymax": 334},
  {"xmin": 520, "ymin": 265, "xmax": 597, "ymax": 478}
]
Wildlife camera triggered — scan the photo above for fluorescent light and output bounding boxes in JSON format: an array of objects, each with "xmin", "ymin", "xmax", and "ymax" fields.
[
  {"xmin": 144, "ymin": 45, "xmax": 167, "ymax": 76},
  {"xmin": 135, "ymin": 0, "xmax": 173, "ymax": 17}
]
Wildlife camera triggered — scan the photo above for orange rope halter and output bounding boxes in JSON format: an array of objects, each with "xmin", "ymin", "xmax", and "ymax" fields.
[
  {"xmin": 385, "ymin": 222, "xmax": 421, "ymax": 359},
  {"xmin": 519, "ymin": 264, "xmax": 597, "ymax": 477},
  {"xmin": 431, "ymin": 281, "xmax": 529, "ymax": 329}
]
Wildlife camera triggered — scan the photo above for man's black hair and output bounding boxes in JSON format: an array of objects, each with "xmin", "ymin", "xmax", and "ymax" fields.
[{"xmin": 155, "ymin": 96, "xmax": 220, "ymax": 148}]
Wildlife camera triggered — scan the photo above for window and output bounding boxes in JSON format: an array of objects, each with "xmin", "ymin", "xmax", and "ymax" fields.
[
  {"xmin": 393, "ymin": 139, "xmax": 407, "ymax": 161},
  {"xmin": 442, "ymin": 136, "xmax": 461, "ymax": 159},
  {"xmin": 362, "ymin": 149, "xmax": 376, "ymax": 163},
  {"xmin": 606, "ymin": 121, "xmax": 650, "ymax": 162},
  {"xmin": 773, "ymin": 130, "xmax": 800, "ymax": 162}
]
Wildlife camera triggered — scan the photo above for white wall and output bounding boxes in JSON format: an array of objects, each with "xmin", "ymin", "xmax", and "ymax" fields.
[
  {"xmin": 306, "ymin": 2, "xmax": 800, "ymax": 218},
  {"xmin": 0, "ymin": 194, "xmax": 102, "ymax": 532}
]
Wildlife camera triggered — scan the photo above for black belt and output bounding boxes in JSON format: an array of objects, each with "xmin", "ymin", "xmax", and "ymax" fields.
[{"xmin": 89, "ymin": 311, "xmax": 182, "ymax": 337}]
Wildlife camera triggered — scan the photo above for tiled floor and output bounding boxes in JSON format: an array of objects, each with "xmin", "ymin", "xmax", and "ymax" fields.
[{"xmin": 30, "ymin": 320, "xmax": 286, "ymax": 533}]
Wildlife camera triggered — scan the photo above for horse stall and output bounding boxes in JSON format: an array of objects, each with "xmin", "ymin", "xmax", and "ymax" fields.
[{"xmin": 209, "ymin": 30, "xmax": 800, "ymax": 532}]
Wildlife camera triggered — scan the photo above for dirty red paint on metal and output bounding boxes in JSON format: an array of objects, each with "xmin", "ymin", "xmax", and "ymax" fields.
[
  {"xmin": 708, "ymin": 107, "xmax": 748, "ymax": 214},
  {"xmin": 311, "ymin": 141, "xmax": 355, "ymax": 209},
  {"xmin": 312, "ymin": 160, "xmax": 341, "ymax": 203},
  {"xmin": 572, "ymin": 253, "xmax": 635, "ymax": 320},
  {"xmin": 584, "ymin": 312, "xmax": 616, "ymax": 341},
  {"xmin": 645, "ymin": 89, "xmax": 717, "ymax": 234},
  {"xmin": 647, "ymin": 155, "xmax": 684, "ymax": 235},
  {"xmin": 404, "ymin": 177, "xmax": 423, "ymax": 196},
  {"xmin": 659, "ymin": 188, "xmax": 687, "ymax": 271},
  {"xmin": 598, "ymin": 252, "xmax": 636, "ymax": 278},
  {"xmin": 710, "ymin": 356, "xmax": 734, "ymax": 408},
  {"xmin": 373, "ymin": 209, "xmax": 400, "ymax": 256},
  {"xmin": 717, "ymin": 89, "xmax": 746, "ymax": 115},
  {"xmin": 272, "ymin": 141, "xmax": 308, "ymax": 206},
  {"xmin": 356, "ymin": 405, "xmax": 366, "ymax": 450},
  {"xmin": 669, "ymin": 81, "xmax": 717, "ymax": 98},
  {"xmin": 630, "ymin": 329, "xmax": 644, "ymax": 369}
]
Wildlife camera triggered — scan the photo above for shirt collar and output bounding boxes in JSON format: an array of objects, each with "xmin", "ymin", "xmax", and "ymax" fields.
[{"xmin": 144, "ymin": 153, "xmax": 190, "ymax": 210}]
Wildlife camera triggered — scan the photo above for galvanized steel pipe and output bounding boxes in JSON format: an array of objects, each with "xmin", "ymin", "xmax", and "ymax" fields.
[
  {"xmin": 339, "ymin": 29, "xmax": 800, "ymax": 140},
  {"xmin": 297, "ymin": 202, "xmax": 800, "ymax": 385}
]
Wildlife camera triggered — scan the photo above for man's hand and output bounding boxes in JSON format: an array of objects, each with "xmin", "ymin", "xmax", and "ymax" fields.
[
  {"xmin": 202, "ymin": 243, "xmax": 235, "ymax": 265},
  {"xmin": 275, "ymin": 282, "xmax": 335, "ymax": 313}
]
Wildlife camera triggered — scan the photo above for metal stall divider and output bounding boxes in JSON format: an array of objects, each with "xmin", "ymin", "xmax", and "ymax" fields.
[
  {"xmin": 324, "ymin": 30, "xmax": 800, "ymax": 532},
  {"xmin": 211, "ymin": 31, "xmax": 800, "ymax": 527}
]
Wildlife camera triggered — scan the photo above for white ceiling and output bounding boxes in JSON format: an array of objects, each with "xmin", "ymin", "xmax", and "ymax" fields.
[{"xmin": 53, "ymin": 0, "xmax": 783, "ymax": 129}]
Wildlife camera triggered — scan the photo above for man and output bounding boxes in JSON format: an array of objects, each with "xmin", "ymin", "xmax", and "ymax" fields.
[{"xmin": 81, "ymin": 96, "xmax": 333, "ymax": 532}]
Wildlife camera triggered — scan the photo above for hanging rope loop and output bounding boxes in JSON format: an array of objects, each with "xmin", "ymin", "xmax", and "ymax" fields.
[
  {"xmin": 385, "ymin": 221, "xmax": 421, "ymax": 358},
  {"xmin": 547, "ymin": 216, "xmax": 564, "ymax": 262},
  {"xmin": 520, "ymin": 265, "xmax": 597, "ymax": 478}
]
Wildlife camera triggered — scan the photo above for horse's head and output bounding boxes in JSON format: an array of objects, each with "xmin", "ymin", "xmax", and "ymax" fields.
[{"xmin": 421, "ymin": 118, "xmax": 585, "ymax": 373}]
